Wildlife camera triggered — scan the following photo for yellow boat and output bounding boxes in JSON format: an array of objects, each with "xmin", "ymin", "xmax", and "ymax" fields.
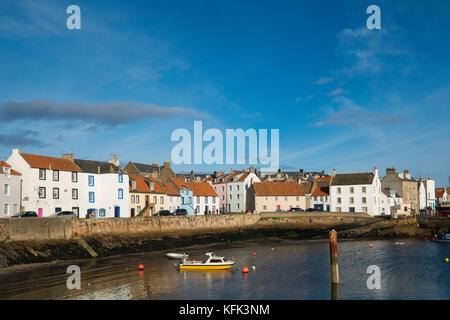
[{"xmin": 179, "ymin": 252, "xmax": 235, "ymax": 270}]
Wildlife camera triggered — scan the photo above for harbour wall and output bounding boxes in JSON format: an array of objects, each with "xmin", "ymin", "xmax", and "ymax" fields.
[{"xmin": 0, "ymin": 213, "xmax": 436, "ymax": 268}]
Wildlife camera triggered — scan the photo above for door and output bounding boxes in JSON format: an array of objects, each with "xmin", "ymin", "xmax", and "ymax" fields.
[
  {"xmin": 276, "ymin": 205, "xmax": 281, "ymax": 210},
  {"xmin": 72, "ymin": 207, "xmax": 79, "ymax": 218},
  {"xmin": 38, "ymin": 208, "xmax": 43, "ymax": 217},
  {"xmin": 145, "ymin": 196, "xmax": 149, "ymax": 205},
  {"xmin": 131, "ymin": 208, "xmax": 135, "ymax": 217},
  {"xmin": 114, "ymin": 206, "xmax": 120, "ymax": 218}
]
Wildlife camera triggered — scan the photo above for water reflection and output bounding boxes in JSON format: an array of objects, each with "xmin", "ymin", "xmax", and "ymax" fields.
[{"xmin": 0, "ymin": 239, "xmax": 449, "ymax": 300}]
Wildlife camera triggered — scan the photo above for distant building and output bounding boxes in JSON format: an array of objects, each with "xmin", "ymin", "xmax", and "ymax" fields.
[
  {"xmin": 381, "ymin": 168, "xmax": 419, "ymax": 215},
  {"xmin": 0, "ymin": 161, "xmax": 21, "ymax": 218},
  {"xmin": 330, "ymin": 167, "xmax": 385, "ymax": 216},
  {"xmin": 247, "ymin": 181, "xmax": 306, "ymax": 212},
  {"xmin": 382, "ymin": 187, "xmax": 404, "ymax": 217},
  {"xmin": 418, "ymin": 176, "xmax": 436, "ymax": 210},
  {"xmin": 435, "ymin": 188, "xmax": 448, "ymax": 204},
  {"xmin": 309, "ymin": 176, "xmax": 332, "ymax": 211},
  {"xmin": 171, "ymin": 177, "xmax": 218, "ymax": 215},
  {"xmin": 124, "ymin": 161, "xmax": 175, "ymax": 181}
]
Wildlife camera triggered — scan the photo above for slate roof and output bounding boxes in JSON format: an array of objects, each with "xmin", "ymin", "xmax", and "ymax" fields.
[
  {"xmin": 21, "ymin": 153, "xmax": 81, "ymax": 172},
  {"xmin": 253, "ymin": 182, "xmax": 305, "ymax": 196},
  {"xmin": 74, "ymin": 159, "xmax": 121, "ymax": 174},
  {"xmin": 132, "ymin": 162, "xmax": 160, "ymax": 174},
  {"xmin": 330, "ymin": 173, "xmax": 374, "ymax": 186}
]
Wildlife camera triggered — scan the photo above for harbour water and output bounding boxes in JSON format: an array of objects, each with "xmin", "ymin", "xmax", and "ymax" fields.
[{"xmin": 0, "ymin": 238, "xmax": 448, "ymax": 300}]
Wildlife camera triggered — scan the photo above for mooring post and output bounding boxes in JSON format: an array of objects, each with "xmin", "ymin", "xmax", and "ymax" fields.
[{"xmin": 329, "ymin": 229, "xmax": 339, "ymax": 284}]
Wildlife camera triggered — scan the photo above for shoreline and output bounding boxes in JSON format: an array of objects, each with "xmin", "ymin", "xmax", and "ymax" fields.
[{"xmin": 0, "ymin": 215, "xmax": 431, "ymax": 269}]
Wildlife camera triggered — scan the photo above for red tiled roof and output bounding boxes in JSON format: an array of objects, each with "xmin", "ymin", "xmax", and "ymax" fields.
[
  {"xmin": 435, "ymin": 188, "xmax": 445, "ymax": 198},
  {"xmin": 158, "ymin": 180, "xmax": 179, "ymax": 196},
  {"xmin": 317, "ymin": 176, "xmax": 332, "ymax": 181},
  {"xmin": 129, "ymin": 175, "xmax": 151, "ymax": 193},
  {"xmin": 253, "ymin": 182, "xmax": 305, "ymax": 196},
  {"xmin": 21, "ymin": 153, "xmax": 81, "ymax": 172},
  {"xmin": 185, "ymin": 181, "xmax": 218, "ymax": 197},
  {"xmin": 0, "ymin": 161, "xmax": 21, "ymax": 176},
  {"xmin": 311, "ymin": 187, "xmax": 329, "ymax": 197}
]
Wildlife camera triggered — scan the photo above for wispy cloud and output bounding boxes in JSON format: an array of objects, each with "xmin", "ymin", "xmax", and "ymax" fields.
[
  {"xmin": 314, "ymin": 77, "xmax": 334, "ymax": 85},
  {"xmin": 0, "ymin": 130, "xmax": 48, "ymax": 147},
  {"xmin": 327, "ymin": 88, "xmax": 345, "ymax": 96},
  {"xmin": 314, "ymin": 96, "xmax": 410, "ymax": 127},
  {"xmin": 0, "ymin": 99, "xmax": 209, "ymax": 125}
]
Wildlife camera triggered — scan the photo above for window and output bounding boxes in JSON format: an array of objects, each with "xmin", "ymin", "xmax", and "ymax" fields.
[
  {"xmin": 53, "ymin": 170, "xmax": 59, "ymax": 181},
  {"xmin": 237, "ymin": 185, "xmax": 240, "ymax": 191},
  {"xmin": 88, "ymin": 175, "xmax": 94, "ymax": 186},
  {"xmin": 205, "ymin": 196, "xmax": 208, "ymax": 203},
  {"xmin": 89, "ymin": 192, "xmax": 95, "ymax": 203},
  {"xmin": 39, "ymin": 169, "xmax": 46, "ymax": 180},
  {"xmin": 118, "ymin": 189, "xmax": 123, "ymax": 199},
  {"xmin": 53, "ymin": 188, "xmax": 59, "ymax": 199},
  {"xmin": 99, "ymin": 209, "xmax": 106, "ymax": 217},
  {"xmin": 222, "ymin": 186, "xmax": 224, "ymax": 191},
  {"xmin": 350, "ymin": 197, "xmax": 354, "ymax": 204},
  {"xmin": 136, "ymin": 195, "xmax": 140, "ymax": 203},
  {"xmin": 229, "ymin": 185, "xmax": 232, "ymax": 191},
  {"xmin": 118, "ymin": 174, "xmax": 123, "ymax": 183},
  {"xmin": 72, "ymin": 172, "xmax": 78, "ymax": 182},
  {"xmin": 197, "ymin": 197, "xmax": 200, "ymax": 204},
  {"xmin": 222, "ymin": 195, "xmax": 224, "ymax": 200},
  {"xmin": 153, "ymin": 196, "xmax": 157, "ymax": 203},
  {"xmin": 160, "ymin": 196, "xmax": 164, "ymax": 204},
  {"xmin": 314, "ymin": 196, "xmax": 318, "ymax": 201},
  {"xmin": 4, "ymin": 184, "xmax": 9, "ymax": 196},
  {"xmin": 362, "ymin": 197, "xmax": 367, "ymax": 204},
  {"xmin": 362, "ymin": 207, "xmax": 368, "ymax": 212},
  {"xmin": 362, "ymin": 186, "xmax": 366, "ymax": 193},
  {"xmin": 237, "ymin": 194, "xmax": 240, "ymax": 200},
  {"xmin": 4, "ymin": 204, "xmax": 9, "ymax": 216},
  {"xmin": 284, "ymin": 196, "xmax": 288, "ymax": 201},
  {"xmin": 336, "ymin": 207, "xmax": 341, "ymax": 212},
  {"xmin": 39, "ymin": 187, "xmax": 46, "ymax": 199},
  {"xmin": 72, "ymin": 188, "xmax": 78, "ymax": 200},
  {"xmin": 196, "ymin": 206, "xmax": 200, "ymax": 213},
  {"xmin": 230, "ymin": 194, "xmax": 232, "ymax": 200},
  {"xmin": 131, "ymin": 195, "xmax": 135, "ymax": 203},
  {"xmin": 296, "ymin": 196, "xmax": 299, "ymax": 201},
  {"xmin": 350, "ymin": 187, "xmax": 354, "ymax": 193},
  {"xmin": 263, "ymin": 205, "xmax": 267, "ymax": 210},
  {"xmin": 137, "ymin": 206, "xmax": 141, "ymax": 212},
  {"xmin": 337, "ymin": 197, "xmax": 341, "ymax": 204},
  {"xmin": 349, "ymin": 207, "xmax": 355, "ymax": 213},
  {"xmin": 213, "ymin": 197, "xmax": 216, "ymax": 204},
  {"xmin": 337, "ymin": 187, "xmax": 341, "ymax": 194},
  {"xmin": 275, "ymin": 196, "xmax": 278, "ymax": 201},
  {"xmin": 237, "ymin": 203, "xmax": 240, "ymax": 209}
]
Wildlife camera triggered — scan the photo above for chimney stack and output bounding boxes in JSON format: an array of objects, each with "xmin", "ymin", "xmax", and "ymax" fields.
[
  {"xmin": 62, "ymin": 153, "xmax": 74, "ymax": 162},
  {"xmin": 108, "ymin": 155, "xmax": 120, "ymax": 167},
  {"xmin": 164, "ymin": 160, "xmax": 170, "ymax": 168},
  {"xmin": 373, "ymin": 167, "xmax": 378, "ymax": 177},
  {"xmin": 12, "ymin": 148, "xmax": 21, "ymax": 155},
  {"xmin": 332, "ymin": 169, "xmax": 336, "ymax": 177}
]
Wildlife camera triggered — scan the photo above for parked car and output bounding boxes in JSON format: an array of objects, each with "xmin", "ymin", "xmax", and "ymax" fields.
[
  {"xmin": 11, "ymin": 211, "xmax": 38, "ymax": 218},
  {"xmin": 289, "ymin": 207, "xmax": 304, "ymax": 212},
  {"xmin": 49, "ymin": 211, "xmax": 77, "ymax": 218},
  {"xmin": 275, "ymin": 209, "xmax": 285, "ymax": 212},
  {"xmin": 305, "ymin": 208, "xmax": 318, "ymax": 212},
  {"xmin": 174, "ymin": 208, "xmax": 188, "ymax": 216},
  {"xmin": 157, "ymin": 210, "xmax": 172, "ymax": 216}
]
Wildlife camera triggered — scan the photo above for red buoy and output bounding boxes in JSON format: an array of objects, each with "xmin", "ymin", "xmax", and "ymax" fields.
[
  {"xmin": 138, "ymin": 264, "xmax": 144, "ymax": 270},
  {"xmin": 252, "ymin": 252, "xmax": 256, "ymax": 256},
  {"xmin": 396, "ymin": 248, "xmax": 399, "ymax": 252},
  {"xmin": 242, "ymin": 267, "xmax": 249, "ymax": 273}
]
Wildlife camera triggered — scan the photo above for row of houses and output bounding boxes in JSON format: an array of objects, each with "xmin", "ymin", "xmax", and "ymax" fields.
[{"xmin": 0, "ymin": 148, "xmax": 446, "ymax": 218}]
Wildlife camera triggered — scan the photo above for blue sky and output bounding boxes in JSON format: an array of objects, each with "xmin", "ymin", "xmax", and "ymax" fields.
[{"xmin": 0, "ymin": 0, "xmax": 449, "ymax": 185}]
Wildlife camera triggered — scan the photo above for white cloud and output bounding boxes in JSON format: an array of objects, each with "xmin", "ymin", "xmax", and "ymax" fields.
[{"xmin": 314, "ymin": 77, "xmax": 334, "ymax": 85}]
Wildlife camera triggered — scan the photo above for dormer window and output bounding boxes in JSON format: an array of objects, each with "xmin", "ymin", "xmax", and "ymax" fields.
[{"xmin": 131, "ymin": 180, "xmax": 136, "ymax": 190}]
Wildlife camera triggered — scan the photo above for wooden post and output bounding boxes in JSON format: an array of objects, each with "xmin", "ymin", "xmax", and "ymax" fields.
[{"xmin": 329, "ymin": 229, "xmax": 339, "ymax": 284}]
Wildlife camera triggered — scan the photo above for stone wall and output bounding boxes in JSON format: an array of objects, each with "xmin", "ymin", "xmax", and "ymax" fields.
[
  {"xmin": 72, "ymin": 214, "xmax": 261, "ymax": 237},
  {"xmin": 0, "ymin": 219, "xmax": 9, "ymax": 242},
  {"xmin": 8, "ymin": 218, "xmax": 73, "ymax": 241}
]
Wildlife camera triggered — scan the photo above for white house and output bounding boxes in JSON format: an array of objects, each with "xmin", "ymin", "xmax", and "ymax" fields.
[
  {"xmin": 381, "ymin": 187, "xmax": 404, "ymax": 217},
  {"xmin": 0, "ymin": 161, "xmax": 22, "ymax": 217},
  {"xmin": 226, "ymin": 169, "xmax": 260, "ymax": 213},
  {"xmin": 171, "ymin": 177, "xmax": 219, "ymax": 215},
  {"xmin": 7, "ymin": 149, "xmax": 83, "ymax": 217},
  {"xmin": 418, "ymin": 176, "xmax": 436, "ymax": 210},
  {"xmin": 309, "ymin": 176, "xmax": 332, "ymax": 211},
  {"xmin": 73, "ymin": 156, "xmax": 130, "ymax": 218},
  {"xmin": 330, "ymin": 167, "xmax": 385, "ymax": 216}
]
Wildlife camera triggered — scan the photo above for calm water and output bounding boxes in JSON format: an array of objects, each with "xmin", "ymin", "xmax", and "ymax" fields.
[{"xmin": 0, "ymin": 238, "xmax": 449, "ymax": 300}]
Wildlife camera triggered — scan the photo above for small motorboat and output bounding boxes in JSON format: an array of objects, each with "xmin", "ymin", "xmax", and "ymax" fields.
[
  {"xmin": 179, "ymin": 252, "xmax": 235, "ymax": 270},
  {"xmin": 166, "ymin": 253, "xmax": 188, "ymax": 259},
  {"xmin": 435, "ymin": 233, "xmax": 450, "ymax": 243}
]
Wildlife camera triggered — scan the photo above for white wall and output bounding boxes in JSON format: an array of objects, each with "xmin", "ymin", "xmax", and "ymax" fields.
[{"xmin": 193, "ymin": 195, "xmax": 219, "ymax": 214}]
